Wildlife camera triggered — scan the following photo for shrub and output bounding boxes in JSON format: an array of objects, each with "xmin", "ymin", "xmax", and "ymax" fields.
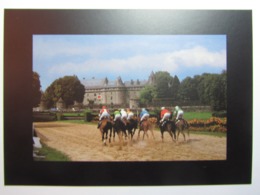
[{"xmin": 212, "ymin": 111, "xmax": 227, "ymax": 118}]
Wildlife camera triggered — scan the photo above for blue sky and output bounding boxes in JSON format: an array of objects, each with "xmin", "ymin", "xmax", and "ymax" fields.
[{"xmin": 33, "ymin": 35, "xmax": 226, "ymax": 91}]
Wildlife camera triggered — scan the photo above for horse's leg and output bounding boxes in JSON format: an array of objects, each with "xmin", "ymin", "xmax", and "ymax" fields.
[
  {"xmin": 133, "ymin": 128, "xmax": 136, "ymax": 136},
  {"xmin": 182, "ymin": 128, "xmax": 186, "ymax": 142},
  {"xmin": 137, "ymin": 129, "xmax": 141, "ymax": 140},
  {"xmin": 103, "ymin": 131, "xmax": 108, "ymax": 145},
  {"xmin": 186, "ymin": 128, "xmax": 190, "ymax": 140},
  {"xmin": 109, "ymin": 129, "xmax": 112, "ymax": 143},
  {"xmin": 129, "ymin": 129, "xmax": 133, "ymax": 140},
  {"xmin": 150, "ymin": 129, "xmax": 155, "ymax": 139},
  {"xmin": 160, "ymin": 129, "xmax": 164, "ymax": 142},
  {"xmin": 118, "ymin": 131, "xmax": 123, "ymax": 150},
  {"xmin": 146, "ymin": 130, "xmax": 149, "ymax": 139},
  {"xmin": 168, "ymin": 130, "xmax": 174, "ymax": 141},
  {"xmin": 176, "ymin": 129, "xmax": 180, "ymax": 142},
  {"xmin": 112, "ymin": 129, "xmax": 115, "ymax": 142},
  {"xmin": 173, "ymin": 130, "xmax": 176, "ymax": 140}
]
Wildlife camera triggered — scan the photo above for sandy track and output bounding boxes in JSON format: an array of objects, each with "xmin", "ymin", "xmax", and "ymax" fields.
[{"xmin": 34, "ymin": 122, "xmax": 226, "ymax": 161}]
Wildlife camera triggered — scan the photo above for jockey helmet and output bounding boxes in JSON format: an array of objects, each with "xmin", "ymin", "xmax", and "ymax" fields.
[
  {"xmin": 161, "ymin": 107, "xmax": 165, "ymax": 110},
  {"xmin": 102, "ymin": 105, "xmax": 106, "ymax": 109}
]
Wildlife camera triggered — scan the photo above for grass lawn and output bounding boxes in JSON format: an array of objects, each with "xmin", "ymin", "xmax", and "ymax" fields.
[
  {"xmin": 184, "ymin": 112, "xmax": 212, "ymax": 120},
  {"xmin": 34, "ymin": 143, "xmax": 70, "ymax": 161}
]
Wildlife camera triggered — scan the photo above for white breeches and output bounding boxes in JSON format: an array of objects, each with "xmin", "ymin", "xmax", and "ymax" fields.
[
  {"xmin": 121, "ymin": 112, "xmax": 127, "ymax": 120},
  {"xmin": 127, "ymin": 112, "xmax": 134, "ymax": 120},
  {"xmin": 141, "ymin": 113, "xmax": 149, "ymax": 121},
  {"xmin": 176, "ymin": 110, "xmax": 184, "ymax": 120},
  {"xmin": 161, "ymin": 112, "xmax": 171, "ymax": 122},
  {"xmin": 99, "ymin": 112, "xmax": 110, "ymax": 121}
]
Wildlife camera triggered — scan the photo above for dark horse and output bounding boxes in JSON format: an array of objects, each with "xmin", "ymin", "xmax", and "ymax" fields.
[
  {"xmin": 113, "ymin": 118, "xmax": 127, "ymax": 148},
  {"xmin": 158, "ymin": 120, "xmax": 176, "ymax": 142},
  {"xmin": 126, "ymin": 118, "xmax": 138, "ymax": 140},
  {"xmin": 99, "ymin": 118, "xmax": 113, "ymax": 145}
]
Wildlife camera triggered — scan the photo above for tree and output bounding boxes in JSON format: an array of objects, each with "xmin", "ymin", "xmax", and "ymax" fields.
[
  {"xmin": 154, "ymin": 71, "xmax": 174, "ymax": 98},
  {"xmin": 32, "ymin": 72, "xmax": 42, "ymax": 107},
  {"xmin": 44, "ymin": 75, "xmax": 85, "ymax": 108},
  {"xmin": 139, "ymin": 85, "xmax": 157, "ymax": 106},
  {"xmin": 178, "ymin": 76, "xmax": 199, "ymax": 103},
  {"xmin": 189, "ymin": 72, "xmax": 227, "ymax": 111},
  {"xmin": 169, "ymin": 75, "xmax": 180, "ymax": 100},
  {"xmin": 209, "ymin": 71, "xmax": 227, "ymax": 111}
]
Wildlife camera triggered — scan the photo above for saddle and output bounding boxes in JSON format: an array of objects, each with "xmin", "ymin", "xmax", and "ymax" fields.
[{"xmin": 175, "ymin": 118, "xmax": 189, "ymax": 128}]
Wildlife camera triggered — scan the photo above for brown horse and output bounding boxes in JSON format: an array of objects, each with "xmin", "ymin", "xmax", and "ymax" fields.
[
  {"xmin": 99, "ymin": 118, "xmax": 113, "ymax": 145},
  {"xmin": 137, "ymin": 117, "xmax": 155, "ymax": 140},
  {"xmin": 175, "ymin": 119, "xmax": 189, "ymax": 142}
]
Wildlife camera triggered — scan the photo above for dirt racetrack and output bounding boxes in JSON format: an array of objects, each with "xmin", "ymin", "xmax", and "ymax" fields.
[{"xmin": 34, "ymin": 122, "xmax": 226, "ymax": 161}]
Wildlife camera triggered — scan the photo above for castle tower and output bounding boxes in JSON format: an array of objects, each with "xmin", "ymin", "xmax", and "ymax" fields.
[{"xmin": 148, "ymin": 71, "xmax": 155, "ymax": 85}]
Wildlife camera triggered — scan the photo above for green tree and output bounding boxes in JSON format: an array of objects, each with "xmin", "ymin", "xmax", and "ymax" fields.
[
  {"xmin": 44, "ymin": 75, "xmax": 85, "ymax": 108},
  {"xmin": 139, "ymin": 85, "xmax": 157, "ymax": 106},
  {"xmin": 178, "ymin": 76, "xmax": 199, "ymax": 102},
  {"xmin": 154, "ymin": 71, "xmax": 173, "ymax": 98},
  {"xmin": 209, "ymin": 71, "xmax": 227, "ymax": 111},
  {"xmin": 169, "ymin": 75, "xmax": 180, "ymax": 100},
  {"xmin": 32, "ymin": 72, "xmax": 42, "ymax": 107},
  {"xmin": 189, "ymin": 72, "xmax": 227, "ymax": 111}
]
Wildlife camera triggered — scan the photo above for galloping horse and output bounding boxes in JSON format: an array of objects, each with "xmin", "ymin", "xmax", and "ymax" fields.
[
  {"xmin": 99, "ymin": 118, "xmax": 113, "ymax": 145},
  {"xmin": 113, "ymin": 118, "xmax": 127, "ymax": 148},
  {"xmin": 126, "ymin": 118, "xmax": 138, "ymax": 140},
  {"xmin": 159, "ymin": 120, "xmax": 176, "ymax": 142},
  {"xmin": 175, "ymin": 119, "xmax": 189, "ymax": 142},
  {"xmin": 138, "ymin": 117, "xmax": 155, "ymax": 140}
]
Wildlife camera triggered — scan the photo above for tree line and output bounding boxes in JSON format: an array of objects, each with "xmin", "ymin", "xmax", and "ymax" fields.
[
  {"xmin": 140, "ymin": 70, "xmax": 227, "ymax": 111},
  {"xmin": 33, "ymin": 70, "xmax": 226, "ymax": 112}
]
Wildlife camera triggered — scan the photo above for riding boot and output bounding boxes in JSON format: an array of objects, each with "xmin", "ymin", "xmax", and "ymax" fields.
[
  {"xmin": 162, "ymin": 120, "xmax": 166, "ymax": 128},
  {"xmin": 139, "ymin": 121, "xmax": 142, "ymax": 128},
  {"xmin": 97, "ymin": 121, "xmax": 101, "ymax": 129}
]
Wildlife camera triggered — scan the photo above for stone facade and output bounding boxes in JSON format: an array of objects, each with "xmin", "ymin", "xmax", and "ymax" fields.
[{"xmin": 81, "ymin": 72, "xmax": 155, "ymax": 108}]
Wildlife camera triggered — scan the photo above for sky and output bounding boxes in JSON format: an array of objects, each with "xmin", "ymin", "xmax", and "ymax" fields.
[{"xmin": 33, "ymin": 35, "xmax": 226, "ymax": 91}]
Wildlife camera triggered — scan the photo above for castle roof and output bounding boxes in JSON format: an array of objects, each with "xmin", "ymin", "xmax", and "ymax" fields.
[
  {"xmin": 81, "ymin": 72, "xmax": 155, "ymax": 89},
  {"xmin": 81, "ymin": 78, "xmax": 148, "ymax": 89}
]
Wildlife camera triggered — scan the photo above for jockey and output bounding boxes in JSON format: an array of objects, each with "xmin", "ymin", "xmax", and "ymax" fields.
[
  {"xmin": 99, "ymin": 105, "xmax": 110, "ymax": 121},
  {"xmin": 114, "ymin": 109, "xmax": 121, "ymax": 121},
  {"xmin": 173, "ymin": 106, "xmax": 184, "ymax": 122},
  {"xmin": 126, "ymin": 108, "xmax": 134, "ymax": 121},
  {"xmin": 98, "ymin": 106, "xmax": 110, "ymax": 128},
  {"xmin": 120, "ymin": 108, "xmax": 127, "ymax": 125},
  {"xmin": 140, "ymin": 108, "xmax": 149, "ymax": 124},
  {"xmin": 160, "ymin": 107, "xmax": 171, "ymax": 124}
]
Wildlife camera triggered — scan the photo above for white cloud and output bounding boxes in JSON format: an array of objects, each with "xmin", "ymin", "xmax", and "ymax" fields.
[
  {"xmin": 170, "ymin": 46, "xmax": 226, "ymax": 68},
  {"xmin": 49, "ymin": 45, "xmax": 226, "ymax": 76}
]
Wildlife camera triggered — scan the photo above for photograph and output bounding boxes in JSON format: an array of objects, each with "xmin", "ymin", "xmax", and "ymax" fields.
[
  {"xmin": 3, "ymin": 9, "xmax": 252, "ymax": 186},
  {"xmin": 32, "ymin": 34, "xmax": 227, "ymax": 162}
]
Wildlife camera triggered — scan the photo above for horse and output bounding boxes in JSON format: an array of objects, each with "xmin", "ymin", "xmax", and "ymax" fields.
[
  {"xmin": 137, "ymin": 117, "xmax": 155, "ymax": 140},
  {"xmin": 158, "ymin": 119, "xmax": 176, "ymax": 142},
  {"xmin": 112, "ymin": 118, "xmax": 127, "ymax": 148},
  {"xmin": 126, "ymin": 118, "xmax": 138, "ymax": 140},
  {"xmin": 99, "ymin": 118, "xmax": 113, "ymax": 145},
  {"xmin": 175, "ymin": 118, "xmax": 190, "ymax": 142}
]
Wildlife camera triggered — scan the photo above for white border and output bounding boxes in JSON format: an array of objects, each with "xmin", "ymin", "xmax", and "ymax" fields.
[{"xmin": 1, "ymin": 1, "xmax": 259, "ymax": 195}]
